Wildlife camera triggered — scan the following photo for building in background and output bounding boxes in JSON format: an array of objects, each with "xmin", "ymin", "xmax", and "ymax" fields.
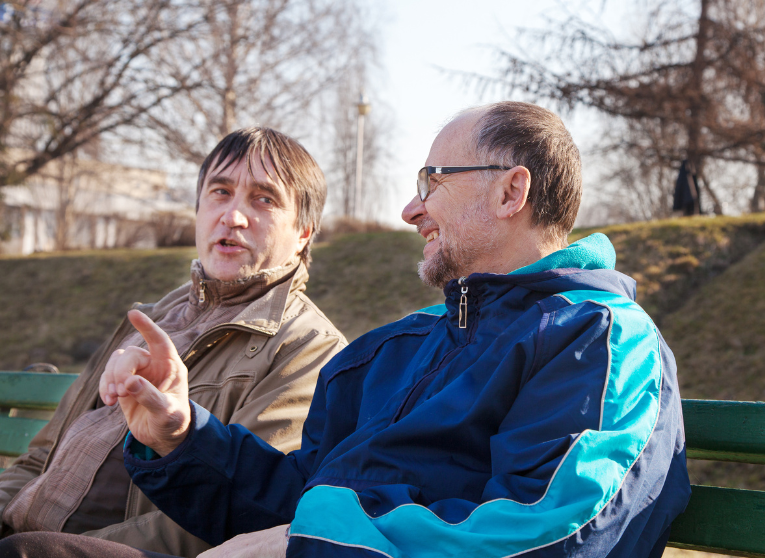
[{"xmin": 0, "ymin": 153, "xmax": 194, "ymax": 255}]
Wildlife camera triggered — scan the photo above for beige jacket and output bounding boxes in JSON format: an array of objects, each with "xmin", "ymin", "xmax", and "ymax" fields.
[{"xmin": 0, "ymin": 261, "xmax": 346, "ymax": 557}]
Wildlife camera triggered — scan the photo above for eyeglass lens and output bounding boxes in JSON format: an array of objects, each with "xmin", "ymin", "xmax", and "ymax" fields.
[{"xmin": 418, "ymin": 167, "xmax": 430, "ymax": 201}]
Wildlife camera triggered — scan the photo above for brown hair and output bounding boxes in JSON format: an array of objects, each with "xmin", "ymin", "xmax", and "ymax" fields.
[
  {"xmin": 196, "ymin": 127, "xmax": 326, "ymax": 265},
  {"xmin": 473, "ymin": 102, "xmax": 582, "ymax": 240}
]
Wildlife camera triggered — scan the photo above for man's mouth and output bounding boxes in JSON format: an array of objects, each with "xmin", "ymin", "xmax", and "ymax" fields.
[
  {"xmin": 218, "ymin": 239, "xmax": 239, "ymax": 247},
  {"xmin": 425, "ymin": 230, "xmax": 439, "ymax": 243}
]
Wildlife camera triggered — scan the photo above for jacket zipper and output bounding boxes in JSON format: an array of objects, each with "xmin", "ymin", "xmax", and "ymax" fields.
[
  {"xmin": 392, "ymin": 278, "xmax": 474, "ymax": 422},
  {"xmin": 458, "ymin": 276, "xmax": 468, "ymax": 329},
  {"xmin": 198, "ymin": 280, "xmax": 206, "ymax": 304}
]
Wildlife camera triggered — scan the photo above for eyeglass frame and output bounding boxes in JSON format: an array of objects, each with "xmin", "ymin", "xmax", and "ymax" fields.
[{"xmin": 417, "ymin": 165, "xmax": 511, "ymax": 201}]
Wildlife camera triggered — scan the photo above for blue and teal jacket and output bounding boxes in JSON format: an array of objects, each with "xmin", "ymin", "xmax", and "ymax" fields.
[{"xmin": 125, "ymin": 233, "xmax": 691, "ymax": 558}]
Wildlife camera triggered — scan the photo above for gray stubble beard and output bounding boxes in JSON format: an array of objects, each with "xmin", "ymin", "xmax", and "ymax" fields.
[{"xmin": 417, "ymin": 195, "xmax": 496, "ymax": 290}]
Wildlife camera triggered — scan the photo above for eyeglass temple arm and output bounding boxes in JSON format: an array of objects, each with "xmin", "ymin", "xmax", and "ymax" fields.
[{"xmin": 434, "ymin": 165, "xmax": 510, "ymax": 174}]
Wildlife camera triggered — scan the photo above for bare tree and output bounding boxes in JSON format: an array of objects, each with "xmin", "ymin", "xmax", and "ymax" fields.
[
  {"xmin": 473, "ymin": 0, "xmax": 765, "ymax": 220},
  {"xmin": 141, "ymin": 0, "xmax": 375, "ymax": 166},
  {"xmin": 0, "ymin": 0, "xmax": 202, "ymax": 188}
]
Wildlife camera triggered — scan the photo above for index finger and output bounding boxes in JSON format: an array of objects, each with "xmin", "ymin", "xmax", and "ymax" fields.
[{"xmin": 127, "ymin": 309, "xmax": 178, "ymax": 361}]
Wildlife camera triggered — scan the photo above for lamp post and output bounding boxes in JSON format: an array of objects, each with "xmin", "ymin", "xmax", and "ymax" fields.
[{"xmin": 354, "ymin": 92, "xmax": 371, "ymax": 220}]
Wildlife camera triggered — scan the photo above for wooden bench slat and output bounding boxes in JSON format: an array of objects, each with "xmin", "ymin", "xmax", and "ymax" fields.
[
  {"xmin": 0, "ymin": 372, "xmax": 78, "ymax": 410},
  {"xmin": 667, "ymin": 485, "xmax": 765, "ymax": 557},
  {"xmin": 0, "ymin": 416, "xmax": 51, "ymax": 457},
  {"xmin": 682, "ymin": 399, "xmax": 765, "ymax": 464}
]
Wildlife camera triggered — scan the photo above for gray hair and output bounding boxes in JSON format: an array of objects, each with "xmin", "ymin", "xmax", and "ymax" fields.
[{"xmin": 469, "ymin": 102, "xmax": 582, "ymax": 240}]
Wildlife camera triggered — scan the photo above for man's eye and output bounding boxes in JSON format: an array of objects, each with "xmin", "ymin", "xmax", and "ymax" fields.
[{"xmin": 256, "ymin": 196, "xmax": 274, "ymax": 205}]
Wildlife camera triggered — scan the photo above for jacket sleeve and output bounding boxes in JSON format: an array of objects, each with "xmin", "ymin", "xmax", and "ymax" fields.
[
  {"xmin": 125, "ymin": 398, "xmax": 318, "ymax": 548},
  {"xmin": 88, "ymin": 331, "xmax": 345, "ymax": 555},
  {"xmin": 287, "ymin": 294, "xmax": 690, "ymax": 558}
]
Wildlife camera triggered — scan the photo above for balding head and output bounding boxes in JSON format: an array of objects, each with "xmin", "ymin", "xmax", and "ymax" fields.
[
  {"xmin": 457, "ymin": 102, "xmax": 582, "ymax": 242},
  {"xmin": 402, "ymin": 102, "xmax": 582, "ymax": 287}
]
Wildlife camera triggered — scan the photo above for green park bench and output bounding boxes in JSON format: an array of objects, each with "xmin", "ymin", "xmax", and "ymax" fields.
[
  {"xmin": 0, "ymin": 371, "xmax": 78, "ymax": 472},
  {"xmin": 666, "ymin": 399, "xmax": 765, "ymax": 557},
  {"xmin": 0, "ymin": 371, "xmax": 762, "ymax": 555}
]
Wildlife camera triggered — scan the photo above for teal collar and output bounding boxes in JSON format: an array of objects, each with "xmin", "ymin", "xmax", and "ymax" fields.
[
  {"xmin": 509, "ymin": 233, "xmax": 615, "ymax": 275},
  {"xmin": 412, "ymin": 234, "xmax": 615, "ymax": 317}
]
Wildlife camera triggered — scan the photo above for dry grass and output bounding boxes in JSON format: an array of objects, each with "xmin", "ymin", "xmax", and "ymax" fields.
[
  {"xmin": 658, "ymin": 241, "xmax": 765, "ymax": 489},
  {"xmin": 0, "ymin": 231, "xmax": 442, "ymax": 368},
  {"xmin": 0, "ymin": 248, "xmax": 196, "ymax": 371},
  {"xmin": 2, "ymin": 219, "xmax": 765, "ymax": 493}
]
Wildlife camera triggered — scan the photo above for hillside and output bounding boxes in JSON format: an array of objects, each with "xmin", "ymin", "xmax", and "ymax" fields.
[
  {"xmin": 0, "ymin": 248, "xmax": 196, "ymax": 371},
  {"xmin": 3, "ymin": 217, "xmax": 765, "ymax": 496},
  {"xmin": 661, "ymin": 240, "xmax": 765, "ymax": 490},
  {"xmin": 2, "ymin": 215, "xmax": 765, "ymax": 401},
  {"xmin": 306, "ymin": 231, "xmax": 443, "ymax": 340},
  {"xmin": 0, "ymin": 233, "xmax": 442, "ymax": 371}
]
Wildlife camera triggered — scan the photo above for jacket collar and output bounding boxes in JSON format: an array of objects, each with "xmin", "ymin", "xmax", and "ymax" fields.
[
  {"xmin": 226, "ymin": 262, "xmax": 309, "ymax": 336},
  {"xmin": 147, "ymin": 258, "xmax": 308, "ymax": 338},
  {"xmin": 508, "ymin": 233, "xmax": 616, "ymax": 275},
  {"xmin": 189, "ymin": 258, "xmax": 301, "ymax": 308}
]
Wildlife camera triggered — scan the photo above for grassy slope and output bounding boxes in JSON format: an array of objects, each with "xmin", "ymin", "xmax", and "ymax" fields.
[
  {"xmin": 2, "ymin": 218, "xmax": 765, "ymax": 492},
  {"xmin": 3, "ymin": 214, "xmax": 765, "ymax": 367},
  {"xmin": 573, "ymin": 213, "xmax": 765, "ymax": 325},
  {"xmin": 0, "ymin": 232, "xmax": 442, "ymax": 369},
  {"xmin": 0, "ymin": 248, "xmax": 196, "ymax": 371},
  {"xmin": 662, "ymin": 240, "xmax": 765, "ymax": 402},
  {"xmin": 660, "ymin": 240, "xmax": 765, "ymax": 490}
]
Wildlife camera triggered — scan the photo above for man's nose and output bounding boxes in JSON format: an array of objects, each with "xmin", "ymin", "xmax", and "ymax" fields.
[
  {"xmin": 401, "ymin": 194, "xmax": 426, "ymax": 225},
  {"xmin": 221, "ymin": 202, "xmax": 249, "ymax": 228}
]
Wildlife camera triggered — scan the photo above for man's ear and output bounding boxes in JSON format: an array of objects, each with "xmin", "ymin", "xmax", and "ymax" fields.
[
  {"xmin": 495, "ymin": 166, "xmax": 531, "ymax": 220},
  {"xmin": 296, "ymin": 225, "xmax": 312, "ymax": 253}
]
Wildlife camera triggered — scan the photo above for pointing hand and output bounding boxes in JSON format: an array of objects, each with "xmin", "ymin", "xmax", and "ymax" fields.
[{"xmin": 99, "ymin": 309, "xmax": 191, "ymax": 457}]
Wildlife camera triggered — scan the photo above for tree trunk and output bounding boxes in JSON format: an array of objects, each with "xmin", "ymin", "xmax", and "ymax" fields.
[
  {"xmin": 700, "ymin": 176, "xmax": 723, "ymax": 215},
  {"xmin": 686, "ymin": 0, "xmax": 711, "ymax": 214},
  {"xmin": 751, "ymin": 163, "xmax": 765, "ymax": 213}
]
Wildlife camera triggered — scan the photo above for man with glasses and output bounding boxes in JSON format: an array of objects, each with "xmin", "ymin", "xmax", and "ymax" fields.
[{"xmin": 0, "ymin": 102, "xmax": 691, "ymax": 558}]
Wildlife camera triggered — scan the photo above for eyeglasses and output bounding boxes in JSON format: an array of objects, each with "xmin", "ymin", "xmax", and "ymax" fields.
[{"xmin": 417, "ymin": 166, "xmax": 511, "ymax": 201}]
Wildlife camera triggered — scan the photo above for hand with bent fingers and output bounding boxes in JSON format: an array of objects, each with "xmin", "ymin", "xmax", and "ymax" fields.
[{"xmin": 99, "ymin": 309, "xmax": 191, "ymax": 457}]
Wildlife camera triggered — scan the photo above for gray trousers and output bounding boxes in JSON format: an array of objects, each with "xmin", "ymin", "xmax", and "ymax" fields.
[{"xmin": 0, "ymin": 532, "xmax": 178, "ymax": 558}]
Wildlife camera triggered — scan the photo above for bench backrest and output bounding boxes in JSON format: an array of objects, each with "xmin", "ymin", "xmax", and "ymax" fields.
[
  {"xmin": 0, "ymin": 372, "xmax": 78, "ymax": 458},
  {"xmin": 667, "ymin": 399, "xmax": 765, "ymax": 556}
]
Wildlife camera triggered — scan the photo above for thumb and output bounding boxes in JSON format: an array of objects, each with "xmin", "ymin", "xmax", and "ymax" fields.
[{"xmin": 124, "ymin": 375, "xmax": 171, "ymax": 414}]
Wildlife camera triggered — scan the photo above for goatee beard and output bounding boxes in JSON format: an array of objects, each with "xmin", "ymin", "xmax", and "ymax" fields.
[{"xmin": 418, "ymin": 244, "xmax": 462, "ymax": 289}]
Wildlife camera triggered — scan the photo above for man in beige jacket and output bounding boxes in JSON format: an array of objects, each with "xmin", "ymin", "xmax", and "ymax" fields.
[{"xmin": 0, "ymin": 127, "xmax": 347, "ymax": 557}]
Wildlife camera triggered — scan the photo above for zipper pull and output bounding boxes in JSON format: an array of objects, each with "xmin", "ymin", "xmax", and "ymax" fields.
[
  {"xmin": 458, "ymin": 276, "xmax": 468, "ymax": 329},
  {"xmin": 198, "ymin": 280, "xmax": 206, "ymax": 305}
]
